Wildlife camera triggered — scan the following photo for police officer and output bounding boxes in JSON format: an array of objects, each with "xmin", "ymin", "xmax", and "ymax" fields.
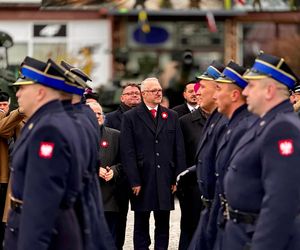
[
  {"xmin": 52, "ymin": 59, "xmax": 116, "ymax": 250},
  {"xmin": 188, "ymin": 61, "xmax": 227, "ymax": 250},
  {"xmin": 4, "ymin": 57, "xmax": 83, "ymax": 250},
  {"xmin": 210, "ymin": 61, "xmax": 257, "ymax": 250},
  {"xmin": 223, "ymin": 53, "xmax": 300, "ymax": 250}
]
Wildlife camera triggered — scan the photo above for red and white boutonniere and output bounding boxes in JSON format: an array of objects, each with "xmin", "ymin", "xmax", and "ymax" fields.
[
  {"xmin": 161, "ymin": 112, "xmax": 168, "ymax": 119},
  {"xmin": 100, "ymin": 140, "xmax": 109, "ymax": 148}
]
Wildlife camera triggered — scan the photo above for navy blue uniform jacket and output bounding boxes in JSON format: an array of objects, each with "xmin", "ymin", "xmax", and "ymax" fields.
[
  {"xmin": 8, "ymin": 101, "xmax": 81, "ymax": 250},
  {"xmin": 120, "ymin": 103, "xmax": 186, "ymax": 211},
  {"xmin": 224, "ymin": 100, "xmax": 300, "ymax": 250}
]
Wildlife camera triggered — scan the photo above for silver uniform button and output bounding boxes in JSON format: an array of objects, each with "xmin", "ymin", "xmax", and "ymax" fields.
[
  {"xmin": 260, "ymin": 120, "xmax": 266, "ymax": 126},
  {"xmin": 157, "ymin": 165, "xmax": 160, "ymax": 168}
]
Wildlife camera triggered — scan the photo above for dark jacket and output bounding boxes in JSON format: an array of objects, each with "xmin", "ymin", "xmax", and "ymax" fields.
[
  {"xmin": 172, "ymin": 103, "xmax": 191, "ymax": 118},
  {"xmin": 179, "ymin": 108, "xmax": 207, "ymax": 167},
  {"xmin": 120, "ymin": 103, "xmax": 186, "ymax": 211},
  {"xmin": 105, "ymin": 103, "xmax": 131, "ymax": 131},
  {"xmin": 224, "ymin": 100, "xmax": 300, "ymax": 250},
  {"xmin": 99, "ymin": 126, "xmax": 121, "ymax": 212}
]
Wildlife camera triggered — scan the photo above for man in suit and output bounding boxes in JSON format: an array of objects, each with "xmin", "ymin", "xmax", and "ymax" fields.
[
  {"xmin": 210, "ymin": 61, "xmax": 256, "ymax": 250},
  {"xmin": 223, "ymin": 53, "xmax": 300, "ymax": 250},
  {"xmin": 172, "ymin": 80, "xmax": 198, "ymax": 118},
  {"xmin": 120, "ymin": 77, "xmax": 186, "ymax": 250},
  {"xmin": 105, "ymin": 83, "xmax": 141, "ymax": 131},
  {"xmin": 177, "ymin": 84, "xmax": 207, "ymax": 250},
  {"xmin": 105, "ymin": 82, "xmax": 141, "ymax": 250},
  {"xmin": 188, "ymin": 61, "xmax": 227, "ymax": 250},
  {"xmin": 88, "ymin": 101, "xmax": 121, "ymax": 243}
]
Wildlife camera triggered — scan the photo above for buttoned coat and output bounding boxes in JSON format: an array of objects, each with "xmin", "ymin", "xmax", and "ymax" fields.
[
  {"xmin": 208, "ymin": 105, "xmax": 257, "ymax": 250},
  {"xmin": 5, "ymin": 101, "xmax": 82, "ymax": 250},
  {"xmin": 189, "ymin": 110, "xmax": 228, "ymax": 250},
  {"xmin": 99, "ymin": 126, "xmax": 121, "ymax": 212},
  {"xmin": 120, "ymin": 103, "xmax": 186, "ymax": 211},
  {"xmin": 224, "ymin": 100, "xmax": 300, "ymax": 250}
]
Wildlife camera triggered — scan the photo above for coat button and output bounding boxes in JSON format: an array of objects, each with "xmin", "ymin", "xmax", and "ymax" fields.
[
  {"xmin": 233, "ymin": 218, "xmax": 237, "ymax": 223},
  {"xmin": 215, "ymin": 172, "xmax": 219, "ymax": 177},
  {"xmin": 155, "ymin": 140, "xmax": 159, "ymax": 144},
  {"xmin": 157, "ymin": 165, "xmax": 160, "ymax": 168},
  {"xmin": 156, "ymin": 152, "xmax": 160, "ymax": 156}
]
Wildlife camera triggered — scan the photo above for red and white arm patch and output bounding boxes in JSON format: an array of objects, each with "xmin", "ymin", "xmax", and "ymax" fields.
[
  {"xmin": 39, "ymin": 142, "xmax": 55, "ymax": 159},
  {"xmin": 278, "ymin": 139, "xmax": 294, "ymax": 156}
]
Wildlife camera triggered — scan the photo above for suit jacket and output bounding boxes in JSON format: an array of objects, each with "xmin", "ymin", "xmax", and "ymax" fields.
[
  {"xmin": 99, "ymin": 126, "xmax": 121, "ymax": 212},
  {"xmin": 224, "ymin": 100, "xmax": 300, "ymax": 250},
  {"xmin": 105, "ymin": 103, "xmax": 131, "ymax": 131},
  {"xmin": 180, "ymin": 108, "xmax": 207, "ymax": 167},
  {"xmin": 172, "ymin": 103, "xmax": 191, "ymax": 118},
  {"xmin": 120, "ymin": 102, "xmax": 186, "ymax": 211}
]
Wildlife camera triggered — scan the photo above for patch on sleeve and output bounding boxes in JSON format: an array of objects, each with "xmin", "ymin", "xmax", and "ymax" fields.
[
  {"xmin": 39, "ymin": 142, "xmax": 55, "ymax": 159},
  {"xmin": 278, "ymin": 139, "xmax": 294, "ymax": 156}
]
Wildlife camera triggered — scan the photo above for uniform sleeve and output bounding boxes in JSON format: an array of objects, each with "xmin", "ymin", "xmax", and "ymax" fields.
[
  {"xmin": 18, "ymin": 125, "xmax": 71, "ymax": 250},
  {"xmin": 251, "ymin": 121, "xmax": 300, "ymax": 250},
  {"xmin": 0, "ymin": 109, "xmax": 25, "ymax": 138},
  {"xmin": 120, "ymin": 114, "xmax": 141, "ymax": 187}
]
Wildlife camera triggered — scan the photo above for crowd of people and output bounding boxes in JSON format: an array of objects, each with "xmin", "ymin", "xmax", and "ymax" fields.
[{"xmin": 0, "ymin": 51, "xmax": 300, "ymax": 250}]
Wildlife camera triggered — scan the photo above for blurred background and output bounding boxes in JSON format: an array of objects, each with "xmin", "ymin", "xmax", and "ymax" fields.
[{"xmin": 0, "ymin": 0, "xmax": 299, "ymax": 110}]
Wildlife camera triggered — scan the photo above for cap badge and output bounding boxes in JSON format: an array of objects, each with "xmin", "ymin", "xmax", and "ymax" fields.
[
  {"xmin": 39, "ymin": 142, "xmax": 54, "ymax": 159},
  {"xmin": 278, "ymin": 139, "xmax": 294, "ymax": 156},
  {"xmin": 161, "ymin": 112, "xmax": 168, "ymax": 119}
]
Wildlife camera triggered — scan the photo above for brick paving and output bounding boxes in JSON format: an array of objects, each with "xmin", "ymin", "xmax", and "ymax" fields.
[{"xmin": 123, "ymin": 199, "xmax": 181, "ymax": 250}]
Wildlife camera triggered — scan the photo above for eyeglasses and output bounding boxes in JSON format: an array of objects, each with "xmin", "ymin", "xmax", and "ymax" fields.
[
  {"xmin": 122, "ymin": 91, "xmax": 140, "ymax": 96},
  {"xmin": 95, "ymin": 112, "xmax": 104, "ymax": 116},
  {"xmin": 144, "ymin": 89, "xmax": 163, "ymax": 94}
]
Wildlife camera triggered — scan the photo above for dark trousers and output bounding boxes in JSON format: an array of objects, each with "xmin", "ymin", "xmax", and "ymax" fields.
[
  {"xmin": 115, "ymin": 183, "xmax": 130, "ymax": 250},
  {"xmin": 134, "ymin": 211, "xmax": 170, "ymax": 250},
  {"xmin": 104, "ymin": 211, "xmax": 118, "ymax": 243},
  {"xmin": 178, "ymin": 184, "xmax": 202, "ymax": 250},
  {"xmin": 0, "ymin": 183, "xmax": 8, "ymax": 250}
]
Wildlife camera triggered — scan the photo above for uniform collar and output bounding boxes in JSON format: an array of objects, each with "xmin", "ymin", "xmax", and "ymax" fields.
[{"xmin": 257, "ymin": 99, "xmax": 293, "ymax": 135}]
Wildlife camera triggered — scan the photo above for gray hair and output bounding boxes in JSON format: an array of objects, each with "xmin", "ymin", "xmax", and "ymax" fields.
[{"xmin": 140, "ymin": 77, "xmax": 160, "ymax": 92}]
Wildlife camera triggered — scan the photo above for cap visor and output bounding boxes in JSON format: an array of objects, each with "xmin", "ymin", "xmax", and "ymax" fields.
[
  {"xmin": 12, "ymin": 78, "xmax": 36, "ymax": 86},
  {"xmin": 215, "ymin": 76, "xmax": 234, "ymax": 83},
  {"xmin": 243, "ymin": 70, "xmax": 269, "ymax": 80},
  {"xmin": 196, "ymin": 73, "xmax": 215, "ymax": 81}
]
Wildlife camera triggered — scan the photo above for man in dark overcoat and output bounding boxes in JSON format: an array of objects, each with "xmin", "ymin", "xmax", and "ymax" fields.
[
  {"xmin": 105, "ymin": 82, "xmax": 141, "ymax": 250},
  {"xmin": 120, "ymin": 77, "xmax": 186, "ymax": 250}
]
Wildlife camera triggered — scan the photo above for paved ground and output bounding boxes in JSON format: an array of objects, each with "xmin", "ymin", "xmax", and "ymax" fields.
[{"xmin": 123, "ymin": 199, "xmax": 181, "ymax": 250}]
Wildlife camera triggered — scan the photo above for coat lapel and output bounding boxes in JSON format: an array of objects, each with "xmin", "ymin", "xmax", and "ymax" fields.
[
  {"xmin": 156, "ymin": 106, "xmax": 167, "ymax": 136},
  {"xmin": 136, "ymin": 104, "xmax": 156, "ymax": 134}
]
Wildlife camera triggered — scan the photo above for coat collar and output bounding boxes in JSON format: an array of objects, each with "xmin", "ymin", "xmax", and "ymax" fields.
[
  {"xmin": 136, "ymin": 102, "xmax": 168, "ymax": 135},
  {"xmin": 13, "ymin": 100, "xmax": 64, "ymax": 152},
  {"xmin": 256, "ymin": 99, "xmax": 293, "ymax": 136}
]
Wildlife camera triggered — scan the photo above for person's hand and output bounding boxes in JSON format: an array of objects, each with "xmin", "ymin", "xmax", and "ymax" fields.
[
  {"xmin": 104, "ymin": 167, "xmax": 114, "ymax": 182},
  {"xmin": 99, "ymin": 167, "xmax": 107, "ymax": 179},
  {"xmin": 132, "ymin": 186, "xmax": 141, "ymax": 196},
  {"xmin": 171, "ymin": 185, "xmax": 177, "ymax": 194}
]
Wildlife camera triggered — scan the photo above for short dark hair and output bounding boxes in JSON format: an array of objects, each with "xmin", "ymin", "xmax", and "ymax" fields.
[
  {"xmin": 0, "ymin": 91, "xmax": 9, "ymax": 102},
  {"xmin": 122, "ymin": 83, "xmax": 141, "ymax": 93},
  {"xmin": 184, "ymin": 80, "xmax": 198, "ymax": 91}
]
